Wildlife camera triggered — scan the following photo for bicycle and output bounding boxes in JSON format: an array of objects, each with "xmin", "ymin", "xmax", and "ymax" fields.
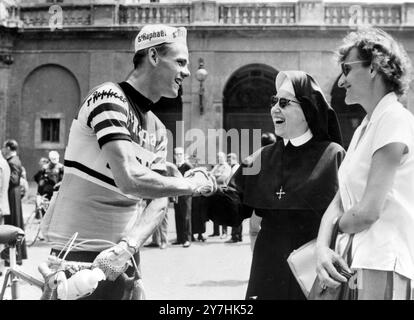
[
  {"xmin": 0, "ymin": 225, "xmax": 146, "ymax": 300},
  {"xmin": 24, "ymin": 194, "xmax": 50, "ymax": 247}
]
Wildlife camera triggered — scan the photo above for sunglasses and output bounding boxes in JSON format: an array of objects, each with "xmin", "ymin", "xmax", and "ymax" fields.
[
  {"xmin": 340, "ymin": 60, "xmax": 370, "ymax": 76},
  {"xmin": 270, "ymin": 95, "xmax": 300, "ymax": 109}
]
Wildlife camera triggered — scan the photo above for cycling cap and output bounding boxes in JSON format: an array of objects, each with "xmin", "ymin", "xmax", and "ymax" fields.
[{"xmin": 134, "ymin": 24, "xmax": 187, "ymax": 52}]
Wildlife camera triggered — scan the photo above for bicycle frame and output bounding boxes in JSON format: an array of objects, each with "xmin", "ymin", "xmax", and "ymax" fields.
[
  {"xmin": 25, "ymin": 195, "xmax": 49, "ymax": 247},
  {"xmin": 0, "ymin": 245, "xmax": 44, "ymax": 300},
  {"xmin": 0, "ymin": 234, "xmax": 146, "ymax": 300}
]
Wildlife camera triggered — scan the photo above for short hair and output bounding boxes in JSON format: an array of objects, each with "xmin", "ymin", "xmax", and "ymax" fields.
[
  {"xmin": 4, "ymin": 139, "xmax": 18, "ymax": 151},
  {"xmin": 227, "ymin": 153, "xmax": 237, "ymax": 160},
  {"xmin": 337, "ymin": 27, "xmax": 412, "ymax": 96},
  {"xmin": 133, "ymin": 42, "xmax": 172, "ymax": 69},
  {"xmin": 48, "ymin": 150, "xmax": 60, "ymax": 159},
  {"xmin": 261, "ymin": 132, "xmax": 276, "ymax": 147}
]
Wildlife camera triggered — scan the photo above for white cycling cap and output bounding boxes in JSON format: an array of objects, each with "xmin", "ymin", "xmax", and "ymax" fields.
[{"xmin": 134, "ymin": 24, "xmax": 187, "ymax": 52}]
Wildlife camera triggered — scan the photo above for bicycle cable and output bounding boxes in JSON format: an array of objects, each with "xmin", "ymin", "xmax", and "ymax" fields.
[{"xmin": 54, "ymin": 233, "xmax": 140, "ymax": 278}]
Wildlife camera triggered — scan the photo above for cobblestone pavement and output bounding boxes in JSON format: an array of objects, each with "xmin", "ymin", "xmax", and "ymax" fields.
[{"xmin": 0, "ymin": 185, "xmax": 252, "ymax": 300}]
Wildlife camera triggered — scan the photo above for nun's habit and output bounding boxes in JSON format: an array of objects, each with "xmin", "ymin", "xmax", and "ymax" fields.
[{"xmin": 208, "ymin": 71, "xmax": 345, "ymax": 300}]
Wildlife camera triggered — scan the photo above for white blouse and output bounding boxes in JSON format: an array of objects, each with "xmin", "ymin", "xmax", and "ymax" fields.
[{"xmin": 336, "ymin": 92, "xmax": 414, "ymax": 280}]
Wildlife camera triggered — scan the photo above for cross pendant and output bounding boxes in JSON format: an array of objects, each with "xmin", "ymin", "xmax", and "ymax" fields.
[{"xmin": 276, "ymin": 186, "xmax": 286, "ymax": 200}]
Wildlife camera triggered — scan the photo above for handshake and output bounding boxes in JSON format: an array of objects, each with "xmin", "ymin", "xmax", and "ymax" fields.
[{"xmin": 184, "ymin": 167, "xmax": 217, "ymax": 197}]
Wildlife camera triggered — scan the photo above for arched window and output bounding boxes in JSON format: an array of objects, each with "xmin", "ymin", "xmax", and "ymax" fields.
[
  {"xmin": 223, "ymin": 64, "xmax": 278, "ymax": 157},
  {"xmin": 20, "ymin": 64, "xmax": 80, "ymax": 177}
]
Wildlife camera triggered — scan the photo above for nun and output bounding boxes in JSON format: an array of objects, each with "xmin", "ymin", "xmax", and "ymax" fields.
[{"xmin": 207, "ymin": 70, "xmax": 346, "ymax": 300}]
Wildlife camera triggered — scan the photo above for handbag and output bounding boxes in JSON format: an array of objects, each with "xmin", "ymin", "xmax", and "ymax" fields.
[
  {"xmin": 308, "ymin": 234, "xmax": 354, "ymax": 300},
  {"xmin": 286, "ymin": 238, "xmax": 317, "ymax": 297},
  {"xmin": 287, "ymin": 219, "xmax": 354, "ymax": 299}
]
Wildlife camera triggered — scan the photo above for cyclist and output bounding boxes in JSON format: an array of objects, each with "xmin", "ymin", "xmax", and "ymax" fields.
[{"xmin": 40, "ymin": 24, "xmax": 216, "ymax": 299}]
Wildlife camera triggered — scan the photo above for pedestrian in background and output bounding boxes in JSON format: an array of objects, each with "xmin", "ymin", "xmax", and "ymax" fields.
[
  {"xmin": 172, "ymin": 147, "xmax": 193, "ymax": 248},
  {"xmin": 20, "ymin": 166, "xmax": 29, "ymax": 200},
  {"xmin": 226, "ymin": 153, "xmax": 243, "ymax": 243},
  {"xmin": 1, "ymin": 139, "xmax": 27, "ymax": 264},
  {"xmin": 0, "ymin": 152, "xmax": 10, "ymax": 223},
  {"xmin": 209, "ymin": 152, "xmax": 232, "ymax": 239},
  {"xmin": 34, "ymin": 150, "xmax": 64, "ymax": 201},
  {"xmin": 146, "ymin": 161, "xmax": 181, "ymax": 249},
  {"xmin": 0, "ymin": 152, "xmax": 10, "ymax": 275}
]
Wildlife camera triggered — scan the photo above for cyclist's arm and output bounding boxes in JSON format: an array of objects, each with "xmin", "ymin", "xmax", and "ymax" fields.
[
  {"xmin": 102, "ymin": 139, "xmax": 194, "ymax": 199},
  {"xmin": 95, "ymin": 140, "xmax": 216, "ymax": 275},
  {"xmin": 120, "ymin": 160, "xmax": 185, "ymax": 250},
  {"xmin": 120, "ymin": 197, "xmax": 169, "ymax": 252}
]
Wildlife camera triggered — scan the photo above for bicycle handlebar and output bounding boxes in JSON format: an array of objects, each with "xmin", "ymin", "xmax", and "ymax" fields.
[
  {"xmin": 36, "ymin": 233, "xmax": 144, "ymax": 300},
  {"xmin": 38, "ymin": 256, "xmax": 102, "ymax": 300},
  {"xmin": 46, "ymin": 255, "xmax": 93, "ymax": 272}
]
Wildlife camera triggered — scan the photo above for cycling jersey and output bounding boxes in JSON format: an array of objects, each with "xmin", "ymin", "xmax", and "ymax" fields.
[{"xmin": 41, "ymin": 81, "xmax": 168, "ymax": 251}]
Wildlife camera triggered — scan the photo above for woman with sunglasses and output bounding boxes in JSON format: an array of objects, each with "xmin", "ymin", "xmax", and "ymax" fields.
[
  {"xmin": 206, "ymin": 70, "xmax": 345, "ymax": 299},
  {"xmin": 315, "ymin": 28, "xmax": 414, "ymax": 299}
]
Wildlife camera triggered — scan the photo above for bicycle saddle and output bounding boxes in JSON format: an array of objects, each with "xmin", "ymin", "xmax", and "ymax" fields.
[{"xmin": 0, "ymin": 225, "xmax": 25, "ymax": 245}]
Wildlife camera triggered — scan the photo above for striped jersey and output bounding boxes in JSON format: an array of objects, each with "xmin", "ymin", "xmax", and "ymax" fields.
[{"xmin": 41, "ymin": 81, "xmax": 168, "ymax": 251}]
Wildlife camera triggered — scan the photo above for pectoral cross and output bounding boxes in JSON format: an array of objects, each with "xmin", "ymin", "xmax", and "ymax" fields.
[{"xmin": 276, "ymin": 186, "xmax": 285, "ymax": 200}]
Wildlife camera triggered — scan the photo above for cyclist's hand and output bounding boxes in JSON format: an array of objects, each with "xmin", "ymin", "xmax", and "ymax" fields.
[
  {"xmin": 92, "ymin": 242, "xmax": 133, "ymax": 281},
  {"xmin": 184, "ymin": 168, "xmax": 217, "ymax": 197}
]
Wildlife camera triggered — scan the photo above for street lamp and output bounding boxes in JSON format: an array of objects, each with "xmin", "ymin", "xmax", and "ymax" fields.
[{"xmin": 195, "ymin": 58, "xmax": 208, "ymax": 115}]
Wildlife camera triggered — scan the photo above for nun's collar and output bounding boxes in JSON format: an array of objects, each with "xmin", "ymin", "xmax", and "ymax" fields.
[{"xmin": 283, "ymin": 129, "xmax": 313, "ymax": 146}]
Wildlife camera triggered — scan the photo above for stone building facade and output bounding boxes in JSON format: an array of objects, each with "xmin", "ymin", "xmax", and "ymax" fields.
[{"xmin": 1, "ymin": 0, "xmax": 414, "ymax": 177}]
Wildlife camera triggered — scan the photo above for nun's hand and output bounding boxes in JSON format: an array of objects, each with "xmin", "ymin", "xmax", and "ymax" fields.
[{"xmin": 185, "ymin": 168, "xmax": 217, "ymax": 197}]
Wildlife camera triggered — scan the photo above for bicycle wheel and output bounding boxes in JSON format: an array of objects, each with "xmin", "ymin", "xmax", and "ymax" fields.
[{"xmin": 24, "ymin": 210, "xmax": 41, "ymax": 247}]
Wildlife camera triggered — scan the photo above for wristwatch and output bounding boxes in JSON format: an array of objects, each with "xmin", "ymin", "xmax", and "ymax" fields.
[{"xmin": 120, "ymin": 237, "xmax": 138, "ymax": 254}]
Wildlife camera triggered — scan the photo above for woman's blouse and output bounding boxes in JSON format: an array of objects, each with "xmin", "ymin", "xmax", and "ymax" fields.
[{"xmin": 337, "ymin": 92, "xmax": 414, "ymax": 280}]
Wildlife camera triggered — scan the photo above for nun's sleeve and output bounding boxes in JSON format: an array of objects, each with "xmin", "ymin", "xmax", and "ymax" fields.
[{"xmin": 206, "ymin": 163, "xmax": 254, "ymax": 227}]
